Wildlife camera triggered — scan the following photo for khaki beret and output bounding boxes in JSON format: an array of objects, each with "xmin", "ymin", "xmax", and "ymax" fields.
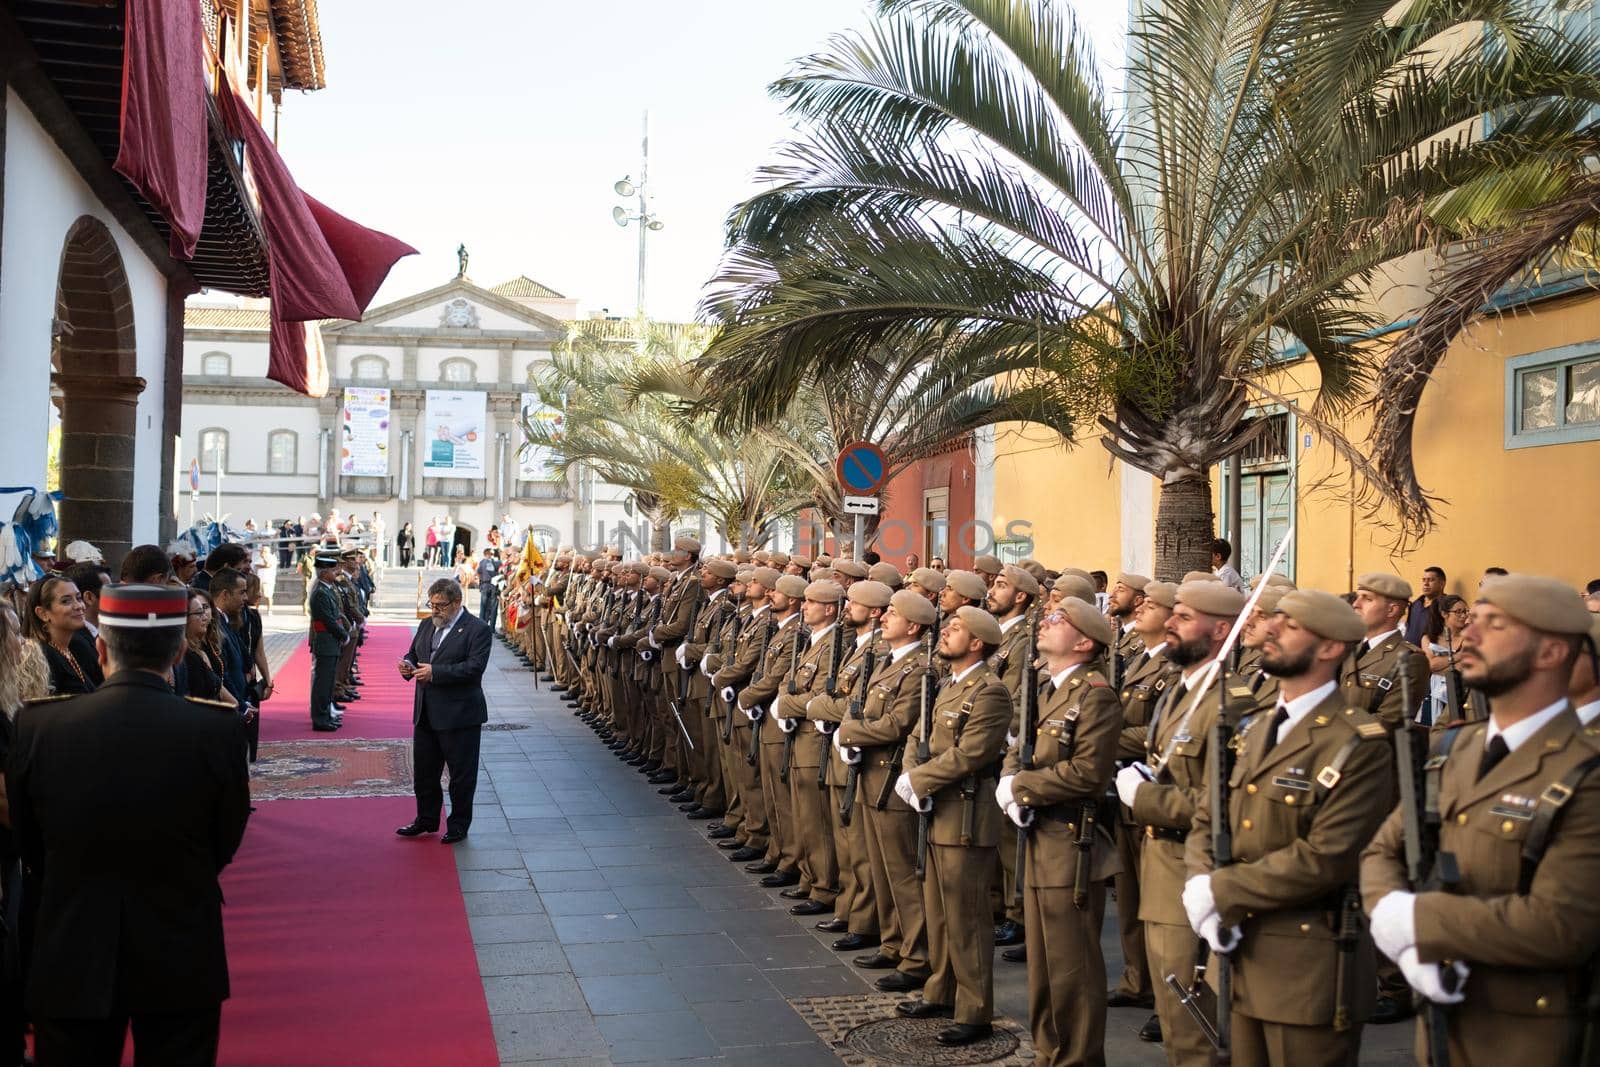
[
  {"xmin": 1182, "ymin": 570, "xmax": 1221, "ymax": 584},
  {"xmin": 593, "ymin": 559, "xmax": 612, "ymax": 572},
  {"xmin": 1277, "ymin": 589, "xmax": 1366, "ymax": 642},
  {"xmin": 815, "ymin": 554, "xmax": 833, "ymax": 567},
  {"xmin": 869, "ymin": 563, "xmax": 903, "ymax": 588},
  {"xmin": 955, "ymin": 605, "xmax": 1003, "ymax": 645},
  {"xmin": 1357, "ymin": 572, "xmax": 1412, "ymax": 603},
  {"xmin": 1052, "ymin": 574, "xmax": 1096, "ymax": 604},
  {"xmin": 1252, "ymin": 585, "xmax": 1289, "ymax": 614},
  {"xmin": 733, "ymin": 548, "xmax": 753, "ymax": 563},
  {"xmin": 774, "ymin": 574, "xmax": 809, "ymax": 599},
  {"xmin": 768, "ymin": 552, "xmax": 791, "ymax": 568},
  {"xmin": 1056, "ymin": 598, "xmax": 1115, "ymax": 646},
  {"xmin": 833, "ymin": 559, "xmax": 869, "ymax": 579},
  {"xmin": 804, "ymin": 579, "xmax": 844, "ymax": 604},
  {"xmin": 891, "ymin": 588, "xmax": 937, "ymax": 626},
  {"xmin": 1059, "ymin": 567, "xmax": 1092, "ymax": 583},
  {"xmin": 848, "ymin": 580, "xmax": 894, "ymax": 608},
  {"xmin": 945, "ymin": 570, "xmax": 988, "ymax": 602},
  {"xmin": 647, "ymin": 566, "xmax": 673, "ymax": 583},
  {"xmin": 909, "ymin": 567, "xmax": 947, "ymax": 593},
  {"xmin": 752, "ymin": 550, "xmax": 771, "ymax": 564},
  {"xmin": 973, "ymin": 555, "xmax": 1003, "ymax": 576},
  {"xmin": 1115, "ymin": 573, "xmax": 1151, "ymax": 593},
  {"xmin": 811, "ymin": 567, "xmax": 836, "ymax": 582},
  {"xmin": 734, "ymin": 567, "xmax": 755, "ymax": 582},
  {"xmin": 1018, "ymin": 560, "xmax": 1049, "ymax": 585},
  {"xmin": 1251, "ymin": 571, "xmax": 1296, "ymax": 591},
  {"xmin": 1479, "ymin": 574, "xmax": 1595, "ymax": 636},
  {"xmin": 749, "ymin": 566, "xmax": 782, "ymax": 589},
  {"xmin": 1143, "ymin": 581, "xmax": 1178, "ymax": 609},
  {"xmin": 1177, "ymin": 580, "xmax": 1248, "ymax": 617},
  {"xmin": 703, "ymin": 558, "xmax": 737, "ymax": 580},
  {"xmin": 791, "ymin": 553, "xmax": 814, "ymax": 569},
  {"xmin": 1001, "ymin": 564, "xmax": 1041, "ymax": 597},
  {"xmin": 672, "ymin": 535, "xmax": 701, "ymax": 554}
]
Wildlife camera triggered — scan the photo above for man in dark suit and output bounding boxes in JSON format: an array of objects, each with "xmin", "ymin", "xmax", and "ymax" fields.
[
  {"xmin": 307, "ymin": 551, "xmax": 348, "ymax": 731},
  {"xmin": 397, "ymin": 578, "xmax": 492, "ymax": 843},
  {"xmin": 7, "ymin": 584, "xmax": 251, "ymax": 1066}
]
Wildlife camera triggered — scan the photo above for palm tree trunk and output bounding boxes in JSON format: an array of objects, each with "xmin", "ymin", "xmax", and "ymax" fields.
[{"xmin": 1153, "ymin": 475, "xmax": 1215, "ymax": 582}]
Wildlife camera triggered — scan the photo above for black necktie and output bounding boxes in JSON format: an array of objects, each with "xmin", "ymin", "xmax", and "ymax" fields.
[
  {"xmin": 1356, "ymin": 640, "xmax": 1370, "ymax": 659},
  {"xmin": 1477, "ymin": 735, "xmax": 1510, "ymax": 782},
  {"xmin": 1260, "ymin": 705, "xmax": 1290, "ymax": 755}
]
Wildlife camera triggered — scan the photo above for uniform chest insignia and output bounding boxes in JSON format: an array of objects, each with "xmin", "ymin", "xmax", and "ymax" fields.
[
  {"xmin": 1313, "ymin": 714, "xmax": 1331, "ymax": 726},
  {"xmin": 1490, "ymin": 805, "xmax": 1535, "ymax": 821},
  {"xmin": 1174, "ymin": 732, "xmax": 1193, "ymax": 744},
  {"xmin": 1358, "ymin": 673, "xmax": 1393, "ymax": 690},
  {"xmin": 1285, "ymin": 765, "xmax": 1307, "ymax": 776},
  {"xmin": 1227, "ymin": 684, "xmax": 1252, "ymax": 699},
  {"xmin": 1272, "ymin": 776, "xmax": 1312, "ymax": 791},
  {"xmin": 1499, "ymin": 793, "xmax": 1537, "ymax": 809},
  {"xmin": 1356, "ymin": 722, "xmax": 1387, "ymax": 739}
]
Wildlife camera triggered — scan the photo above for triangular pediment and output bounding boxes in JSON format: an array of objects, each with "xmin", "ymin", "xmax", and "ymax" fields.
[{"xmin": 322, "ymin": 277, "xmax": 568, "ymax": 339}]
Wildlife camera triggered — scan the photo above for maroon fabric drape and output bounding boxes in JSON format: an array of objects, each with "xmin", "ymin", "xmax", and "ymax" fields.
[
  {"xmin": 114, "ymin": 0, "xmax": 208, "ymax": 260},
  {"xmin": 267, "ymin": 285, "xmax": 330, "ymax": 399}
]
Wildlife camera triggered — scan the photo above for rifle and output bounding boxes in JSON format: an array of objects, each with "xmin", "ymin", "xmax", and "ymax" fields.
[
  {"xmin": 1012, "ymin": 607, "xmax": 1039, "ymax": 909},
  {"xmin": 714, "ymin": 602, "xmax": 743, "ymax": 744},
  {"xmin": 817, "ymin": 620, "xmax": 848, "ymax": 789},
  {"xmin": 667, "ymin": 587, "xmax": 703, "ymax": 751},
  {"xmin": 839, "ymin": 622, "xmax": 879, "ymax": 826},
  {"xmin": 779, "ymin": 621, "xmax": 810, "ymax": 784},
  {"xmin": 1395, "ymin": 655, "xmax": 1458, "ymax": 1067},
  {"xmin": 746, "ymin": 616, "xmax": 780, "ymax": 767},
  {"xmin": 915, "ymin": 606, "xmax": 943, "ymax": 879}
]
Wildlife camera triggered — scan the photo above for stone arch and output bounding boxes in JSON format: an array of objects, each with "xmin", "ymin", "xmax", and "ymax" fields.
[{"xmin": 51, "ymin": 216, "xmax": 144, "ymax": 569}]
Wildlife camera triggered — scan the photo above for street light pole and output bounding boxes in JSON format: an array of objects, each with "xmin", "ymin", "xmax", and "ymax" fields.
[{"xmin": 613, "ymin": 111, "xmax": 665, "ymax": 319}]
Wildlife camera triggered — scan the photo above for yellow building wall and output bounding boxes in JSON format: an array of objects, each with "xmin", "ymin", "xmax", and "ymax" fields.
[{"xmin": 990, "ymin": 290, "xmax": 1600, "ymax": 598}]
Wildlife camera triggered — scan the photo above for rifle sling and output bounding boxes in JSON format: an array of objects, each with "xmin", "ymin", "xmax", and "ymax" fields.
[{"xmin": 1519, "ymin": 752, "xmax": 1600, "ymax": 895}]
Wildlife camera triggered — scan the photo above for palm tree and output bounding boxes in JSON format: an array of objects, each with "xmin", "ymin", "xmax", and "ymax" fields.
[{"xmin": 697, "ymin": 0, "xmax": 1600, "ymax": 577}]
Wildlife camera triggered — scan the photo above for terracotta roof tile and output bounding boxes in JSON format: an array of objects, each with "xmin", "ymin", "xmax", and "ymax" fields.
[
  {"xmin": 491, "ymin": 276, "xmax": 566, "ymax": 300},
  {"xmin": 184, "ymin": 306, "xmax": 270, "ymax": 330}
]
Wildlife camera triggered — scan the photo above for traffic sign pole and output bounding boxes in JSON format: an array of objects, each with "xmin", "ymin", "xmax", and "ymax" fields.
[{"xmin": 853, "ymin": 513, "xmax": 864, "ymax": 563}]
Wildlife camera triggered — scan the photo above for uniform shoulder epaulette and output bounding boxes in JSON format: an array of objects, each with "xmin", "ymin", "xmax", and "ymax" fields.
[
  {"xmin": 185, "ymin": 695, "xmax": 238, "ymax": 711},
  {"xmin": 1084, "ymin": 670, "xmax": 1111, "ymax": 689},
  {"xmin": 1226, "ymin": 682, "xmax": 1254, "ymax": 701},
  {"xmin": 1337, "ymin": 705, "xmax": 1387, "ymax": 739},
  {"xmin": 22, "ymin": 694, "xmax": 75, "ymax": 705}
]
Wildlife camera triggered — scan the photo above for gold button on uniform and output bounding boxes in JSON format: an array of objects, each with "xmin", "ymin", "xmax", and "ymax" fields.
[
  {"xmin": 1536, "ymin": 996, "xmax": 1549, "ymax": 1010},
  {"xmin": 1299, "ymin": 923, "xmax": 1311, "ymax": 933},
  {"xmin": 1241, "ymin": 818, "xmax": 1254, "ymax": 830},
  {"xmin": 1246, "ymin": 784, "xmax": 1257, "ymax": 795},
  {"xmin": 1502, "ymin": 820, "xmax": 1516, "ymax": 834},
  {"xmin": 1284, "ymin": 794, "xmax": 1296, "ymax": 805},
  {"xmin": 1457, "ymin": 813, "xmax": 1469, "ymax": 825}
]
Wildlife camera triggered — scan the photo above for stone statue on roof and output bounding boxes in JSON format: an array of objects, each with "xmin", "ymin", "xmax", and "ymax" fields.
[{"xmin": 455, "ymin": 243, "xmax": 469, "ymax": 279}]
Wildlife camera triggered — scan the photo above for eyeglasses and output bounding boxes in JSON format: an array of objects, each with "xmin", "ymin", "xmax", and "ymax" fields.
[
  {"xmin": 188, "ymin": 608, "xmax": 210, "ymax": 617},
  {"xmin": 428, "ymin": 599, "xmax": 455, "ymax": 610}
]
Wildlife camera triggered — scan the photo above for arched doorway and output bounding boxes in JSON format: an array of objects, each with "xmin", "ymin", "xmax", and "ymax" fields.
[
  {"xmin": 51, "ymin": 217, "xmax": 143, "ymax": 568},
  {"xmin": 451, "ymin": 523, "xmax": 475, "ymax": 564}
]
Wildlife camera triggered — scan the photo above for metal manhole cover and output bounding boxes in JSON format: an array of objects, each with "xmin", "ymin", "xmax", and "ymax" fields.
[
  {"xmin": 843, "ymin": 1018, "xmax": 1020, "ymax": 1065},
  {"xmin": 483, "ymin": 722, "xmax": 531, "ymax": 731}
]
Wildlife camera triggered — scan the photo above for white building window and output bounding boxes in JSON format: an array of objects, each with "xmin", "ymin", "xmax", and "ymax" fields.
[
  {"xmin": 441, "ymin": 358, "xmax": 475, "ymax": 384},
  {"xmin": 199, "ymin": 428, "xmax": 229, "ymax": 473},
  {"xmin": 1506, "ymin": 344, "xmax": 1600, "ymax": 449},
  {"xmin": 267, "ymin": 430, "xmax": 298, "ymax": 474},
  {"xmin": 201, "ymin": 351, "xmax": 231, "ymax": 376},
  {"xmin": 352, "ymin": 355, "xmax": 389, "ymax": 381}
]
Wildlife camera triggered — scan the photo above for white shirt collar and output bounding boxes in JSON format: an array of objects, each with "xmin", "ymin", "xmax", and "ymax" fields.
[
  {"xmin": 1273, "ymin": 679, "xmax": 1338, "ymax": 739},
  {"xmin": 951, "ymin": 660, "xmax": 982, "ymax": 684},
  {"xmin": 809, "ymin": 622, "xmax": 836, "ymax": 647},
  {"xmin": 1365, "ymin": 627, "xmax": 1404, "ymax": 649},
  {"xmin": 1049, "ymin": 663, "xmax": 1083, "ymax": 689},
  {"xmin": 1487, "ymin": 699, "xmax": 1570, "ymax": 752},
  {"xmin": 1142, "ymin": 641, "xmax": 1167, "ymax": 658},
  {"xmin": 752, "ymin": 603, "xmax": 770, "ymax": 617},
  {"xmin": 1577, "ymin": 700, "xmax": 1600, "ymax": 726},
  {"xmin": 890, "ymin": 641, "xmax": 919, "ymax": 663},
  {"xmin": 707, "ymin": 587, "xmax": 726, "ymax": 604},
  {"xmin": 1121, "ymin": 621, "xmax": 1137, "ymax": 634},
  {"xmin": 856, "ymin": 629, "xmax": 874, "ymax": 649},
  {"xmin": 1000, "ymin": 614, "xmax": 1025, "ymax": 634},
  {"xmin": 776, "ymin": 611, "xmax": 800, "ymax": 628}
]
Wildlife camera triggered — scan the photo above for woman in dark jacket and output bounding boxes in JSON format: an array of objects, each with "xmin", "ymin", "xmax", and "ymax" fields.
[
  {"xmin": 25, "ymin": 576, "xmax": 101, "ymax": 696},
  {"xmin": 397, "ymin": 522, "xmax": 416, "ymax": 568}
]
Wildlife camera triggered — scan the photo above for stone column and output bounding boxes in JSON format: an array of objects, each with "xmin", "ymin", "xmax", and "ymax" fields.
[{"xmin": 53, "ymin": 372, "xmax": 144, "ymax": 567}]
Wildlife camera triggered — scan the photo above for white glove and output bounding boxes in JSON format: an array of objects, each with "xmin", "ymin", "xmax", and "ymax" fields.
[
  {"xmin": 831, "ymin": 729, "xmax": 862, "ymax": 764},
  {"xmin": 894, "ymin": 772, "xmax": 917, "ymax": 808},
  {"xmin": 996, "ymin": 775, "xmax": 1017, "ymax": 810},
  {"xmin": 1398, "ymin": 946, "xmax": 1469, "ymax": 1004},
  {"xmin": 1006, "ymin": 732, "xmax": 1017, "ymax": 749},
  {"xmin": 743, "ymin": 703, "xmax": 765, "ymax": 722},
  {"xmin": 640, "ymin": 649, "xmax": 655, "ymax": 663},
  {"xmin": 607, "ymin": 636, "xmax": 617, "ymax": 649},
  {"xmin": 720, "ymin": 686, "xmax": 736, "ymax": 707},
  {"xmin": 1198, "ymin": 913, "xmax": 1242, "ymax": 955},
  {"xmin": 1005, "ymin": 802, "xmax": 1033, "ymax": 829},
  {"xmin": 1369, "ymin": 891, "xmax": 1416, "ymax": 963},
  {"xmin": 777, "ymin": 716, "xmax": 798, "ymax": 734},
  {"xmin": 814, "ymin": 719, "xmax": 831, "ymax": 734},
  {"xmin": 675, "ymin": 644, "xmax": 689, "ymax": 669},
  {"xmin": 1115, "ymin": 765, "xmax": 1147, "ymax": 808},
  {"xmin": 700, "ymin": 654, "xmax": 713, "ymax": 677},
  {"xmin": 1182, "ymin": 875, "xmax": 1239, "ymax": 955}
]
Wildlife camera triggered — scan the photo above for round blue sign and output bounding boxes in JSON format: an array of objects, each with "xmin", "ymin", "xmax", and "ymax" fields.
[{"xmin": 835, "ymin": 442, "xmax": 887, "ymax": 495}]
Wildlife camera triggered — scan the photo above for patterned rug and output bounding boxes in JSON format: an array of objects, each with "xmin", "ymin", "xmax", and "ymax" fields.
[{"xmin": 251, "ymin": 739, "xmax": 413, "ymax": 801}]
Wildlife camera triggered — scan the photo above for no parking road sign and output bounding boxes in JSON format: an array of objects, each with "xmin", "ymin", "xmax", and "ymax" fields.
[{"xmin": 835, "ymin": 441, "xmax": 887, "ymax": 495}]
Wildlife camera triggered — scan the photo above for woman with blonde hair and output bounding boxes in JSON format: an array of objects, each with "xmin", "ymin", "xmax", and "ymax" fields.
[
  {"xmin": 0, "ymin": 602, "xmax": 49, "ymax": 718},
  {"xmin": 26, "ymin": 575, "xmax": 102, "ymax": 695}
]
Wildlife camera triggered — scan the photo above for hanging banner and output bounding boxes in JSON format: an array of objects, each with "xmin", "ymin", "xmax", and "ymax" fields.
[
  {"xmin": 518, "ymin": 393, "xmax": 564, "ymax": 480},
  {"xmin": 340, "ymin": 387, "xmax": 390, "ymax": 476},
  {"xmin": 422, "ymin": 389, "xmax": 487, "ymax": 477}
]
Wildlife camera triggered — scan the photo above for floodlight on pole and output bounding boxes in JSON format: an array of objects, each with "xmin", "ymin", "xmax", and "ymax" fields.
[{"xmin": 610, "ymin": 111, "xmax": 665, "ymax": 317}]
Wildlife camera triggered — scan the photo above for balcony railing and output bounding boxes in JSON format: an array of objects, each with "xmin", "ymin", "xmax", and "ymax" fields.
[
  {"xmin": 338, "ymin": 476, "xmax": 395, "ymax": 499},
  {"xmin": 421, "ymin": 478, "xmax": 487, "ymax": 501},
  {"xmin": 514, "ymin": 481, "xmax": 570, "ymax": 502}
]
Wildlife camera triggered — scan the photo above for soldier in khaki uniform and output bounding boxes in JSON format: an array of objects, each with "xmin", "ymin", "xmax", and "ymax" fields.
[
  {"xmin": 1108, "ymin": 574, "xmax": 1150, "ymax": 682},
  {"xmin": 1363, "ymin": 575, "xmax": 1600, "ymax": 1067},
  {"xmin": 1185, "ymin": 590, "xmax": 1393, "ymax": 1067},
  {"xmin": 1236, "ymin": 585, "xmax": 1289, "ymax": 706},
  {"xmin": 836, "ymin": 589, "xmax": 938, "ymax": 991},
  {"xmin": 649, "ymin": 539, "xmax": 708, "ymax": 805},
  {"xmin": 1107, "ymin": 579, "xmax": 1178, "ymax": 1014},
  {"xmin": 987, "ymin": 564, "xmax": 1041, "ymax": 949},
  {"xmin": 938, "ymin": 570, "xmax": 988, "ymax": 617},
  {"xmin": 894, "ymin": 606, "xmax": 1013, "ymax": 1047},
  {"xmin": 736, "ymin": 573, "xmax": 807, "ymax": 885},
  {"xmin": 833, "ymin": 558, "xmax": 869, "ymax": 590},
  {"xmin": 907, "ymin": 567, "xmax": 946, "ymax": 602},
  {"xmin": 1115, "ymin": 580, "xmax": 1256, "ymax": 1066},
  {"xmin": 1344, "ymin": 573, "xmax": 1431, "ymax": 732},
  {"xmin": 808, "ymin": 581, "xmax": 895, "ymax": 952},
  {"xmin": 683, "ymin": 559, "xmax": 741, "ymax": 838},
  {"xmin": 774, "ymin": 580, "xmax": 847, "ymax": 915},
  {"xmin": 999, "ymin": 598, "xmax": 1124, "ymax": 1067},
  {"xmin": 714, "ymin": 567, "xmax": 780, "ymax": 865}
]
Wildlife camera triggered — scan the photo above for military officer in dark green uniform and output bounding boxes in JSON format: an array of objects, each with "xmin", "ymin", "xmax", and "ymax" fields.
[{"xmin": 308, "ymin": 550, "xmax": 347, "ymax": 731}]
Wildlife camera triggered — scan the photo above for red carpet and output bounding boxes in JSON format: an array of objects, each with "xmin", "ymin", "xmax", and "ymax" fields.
[
  {"xmin": 217, "ymin": 797, "xmax": 497, "ymax": 1066},
  {"xmin": 261, "ymin": 624, "xmax": 419, "ymax": 741}
]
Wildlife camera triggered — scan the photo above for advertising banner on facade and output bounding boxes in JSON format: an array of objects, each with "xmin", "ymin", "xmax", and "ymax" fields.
[
  {"xmin": 340, "ymin": 387, "xmax": 390, "ymax": 476},
  {"xmin": 422, "ymin": 389, "xmax": 486, "ymax": 477},
  {"xmin": 518, "ymin": 393, "xmax": 564, "ymax": 481}
]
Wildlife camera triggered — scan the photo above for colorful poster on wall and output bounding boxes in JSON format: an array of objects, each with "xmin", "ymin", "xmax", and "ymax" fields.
[
  {"xmin": 517, "ymin": 393, "xmax": 564, "ymax": 480},
  {"xmin": 340, "ymin": 387, "xmax": 390, "ymax": 476},
  {"xmin": 422, "ymin": 389, "xmax": 487, "ymax": 477}
]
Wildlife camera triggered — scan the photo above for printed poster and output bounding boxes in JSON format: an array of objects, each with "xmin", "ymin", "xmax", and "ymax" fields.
[
  {"xmin": 518, "ymin": 393, "xmax": 564, "ymax": 480},
  {"xmin": 422, "ymin": 389, "xmax": 486, "ymax": 477},
  {"xmin": 340, "ymin": 387, "xmax": 390, "ymax": 476}
]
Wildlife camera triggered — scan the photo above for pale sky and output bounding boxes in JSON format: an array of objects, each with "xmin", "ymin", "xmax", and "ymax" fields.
[{"xmin": 275, "ymin": 0, "xmax": 1127, "ymax": 323}]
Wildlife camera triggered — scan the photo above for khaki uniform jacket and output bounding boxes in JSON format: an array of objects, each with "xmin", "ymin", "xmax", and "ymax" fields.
[
  {"xmin": 1131, "ymin": 669, "xmax": 1261, "ymax": 925},
  {"xmin": 682, "ymin": 589, "xmax": 737, "ymax": 706},
  {"xmin": 804, "ymin": 631, "xmax": 873, "ymax": 780},
  {"xmin": 1187, "ymin": 688, "xmax": 1393, "ymax": 1025},
  {"xmin": 1117, "ymin": 645, "xmax": 1173, "ymax": 762},
  {"xmin": 1340, "ymin": 630, "xmax": 1429, "ymax": 731},
  {"xmin": 987, "ymin": 618, "xmax": 1032, "ymax": 731},
  {"xmin": 837, "ymin": 645, "xmax": 925, "ymax": 813},
  {"xmin": 735, "ymin": 612, "xmax": 802, "ymax": 715},
  {"xmin": 648, "ymin": 569, "xmax": 702, "ymax": 650},
  {"xmin": 906, "ymin": 663, "xmax": 1012, "ymax": 849},
  {"xmin": 1111, "ymin": 625, "xmax": 1145, "ymax": 687},
  {"xmin": 1361, "ymin": 707, "xmax": 1600, "ymax": 1042},
  {"xmin": 711, "ymin": 605, "xmax": 771, "ymax": 694},
  {"xmin": 1002, "ymin": 666, "xmax": 1124, "ymax": 887},
  {"xmin": 700, "ymin": 601, "xmax": 750, "ymax": 681},
  {"xmin": 774, "ymin": 624, "xmax": 844, "ymax": 770}
]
